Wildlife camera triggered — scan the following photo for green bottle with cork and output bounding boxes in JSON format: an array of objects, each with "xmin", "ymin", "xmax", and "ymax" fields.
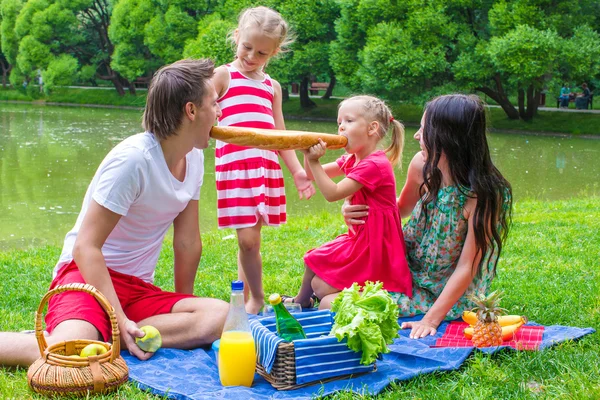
[{"xmin": 268, "ymin": 293, "xmax": 307, "ymax": 341}]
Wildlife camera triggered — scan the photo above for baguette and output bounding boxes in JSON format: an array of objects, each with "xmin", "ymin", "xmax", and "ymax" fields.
[{"xmin": 210, "ymin": 126, "xmax": 347, "ymax": 150}]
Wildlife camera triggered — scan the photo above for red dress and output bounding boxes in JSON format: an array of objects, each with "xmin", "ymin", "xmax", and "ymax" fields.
[{"xmin": 304, "ymin": 151, "xmax": 412, "ymax": 295}]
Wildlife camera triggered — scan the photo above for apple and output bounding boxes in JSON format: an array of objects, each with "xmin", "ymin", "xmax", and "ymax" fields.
[
  {"xmin": 135, "ymin": 325, "xmax": 162, "ymax": 353},
  {"xmin": 80, "ymin": 343, "xmax": 108, "ymax": 358}
]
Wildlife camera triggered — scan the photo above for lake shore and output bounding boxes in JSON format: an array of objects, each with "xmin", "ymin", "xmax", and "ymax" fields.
[
  {"xmin": 1, "ymin": 87, "xmax": 599, "ymax": 137},
  {"xmin": 0, "ymin": 197, "xmax": 598, "ymax": 398}
]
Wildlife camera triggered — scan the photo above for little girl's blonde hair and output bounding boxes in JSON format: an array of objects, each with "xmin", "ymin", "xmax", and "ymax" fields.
[
  {"xmin": 230, "ymin": 6, "xmax": 294, "ymax": 51},
  {"xmin": 340, "ymin": 95, "xmax": 405, "ymax": 168}
]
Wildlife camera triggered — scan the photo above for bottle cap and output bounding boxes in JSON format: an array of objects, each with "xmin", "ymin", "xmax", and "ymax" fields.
[
  {"xmin": 268, "ymin": 293, "xmax": 282, "ymax": 305},
  {"xmin": 231, "ymin": 280, "xmax": 244, "ymax": 291}
]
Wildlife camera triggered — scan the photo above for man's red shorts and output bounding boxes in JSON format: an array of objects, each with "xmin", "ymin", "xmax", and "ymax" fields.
[{"xmin": 45, "ymin": 260, "xmax": 196, "ymax": 342}]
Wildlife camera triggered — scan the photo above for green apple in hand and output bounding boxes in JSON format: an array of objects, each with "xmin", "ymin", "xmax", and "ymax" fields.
[
  {"xmin": 80, "ymin": 343, "xmax": 108, "ymax": 358},
  {"xmin": 135, "ymin": 325, "xmax": 162, "ymax": 353}
]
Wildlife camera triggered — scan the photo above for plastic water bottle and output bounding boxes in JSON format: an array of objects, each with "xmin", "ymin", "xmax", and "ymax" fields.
[
  {"xmin": 268, "ymin": 293, "xmax": 307, "ymax": 341},
  {"xmin": 218, "ymin": 280, "xmax": 256, "ymax": 387}
]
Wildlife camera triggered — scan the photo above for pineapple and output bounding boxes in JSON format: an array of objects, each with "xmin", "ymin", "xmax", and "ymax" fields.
[{"xmin": 468, "ymin": 290, "xmax": 507, "ymax": 347}]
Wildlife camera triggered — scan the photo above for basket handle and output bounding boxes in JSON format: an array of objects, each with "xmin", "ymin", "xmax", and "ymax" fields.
[{"xmin": 34, "ymin": 283, "xmax": 121, "ymax": 363}]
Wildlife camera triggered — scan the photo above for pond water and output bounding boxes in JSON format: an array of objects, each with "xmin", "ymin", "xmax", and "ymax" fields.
[{"xmin": 1, "ymin": 103, "xmax": 599, "ymax": 250}]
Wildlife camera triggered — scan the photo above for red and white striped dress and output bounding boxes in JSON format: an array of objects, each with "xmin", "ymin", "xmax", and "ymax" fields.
[{"xmin": 215, "ymin": 65, "xmax": 286, "ymax": 229}]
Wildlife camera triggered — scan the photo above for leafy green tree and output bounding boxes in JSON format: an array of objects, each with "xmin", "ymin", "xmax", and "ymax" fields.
[
  {"xmin": 183, "ymin": 13, "xmax": 235, "ymax": 67},
  {"xmin": 13, "ymin": 0, "xmax": 132, "ymax": 95},
  {"xmin": 265, "ymin": 0, "xmax": 339, "ymax": 108},
  {"xmin": 111, "ymin": 0, "xmax": 223, "ymax": 90},
  {"xmin": 1, "ymin": 0, "xmax": 24, "ymax": 86},
  {"xmin": 453, "ymin": 0, "xmax": 600, "ymax": 120},
  {"xmin": 109, "ymin": 0, "xmax": 157, "ymax": 90}
]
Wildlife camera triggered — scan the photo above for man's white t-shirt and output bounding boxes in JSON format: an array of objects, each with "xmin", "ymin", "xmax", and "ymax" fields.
[{"xmin": 54, "ymin": 132, "xmax": 204, "ymax": 283}]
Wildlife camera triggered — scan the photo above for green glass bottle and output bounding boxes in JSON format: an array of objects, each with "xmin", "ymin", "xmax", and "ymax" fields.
[{"xmin": 268, "ymin": 293, "xmax": 307, "ymax": 341}]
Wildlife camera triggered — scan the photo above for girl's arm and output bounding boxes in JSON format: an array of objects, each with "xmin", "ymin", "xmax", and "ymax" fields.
[
  {"xmin": 271, "ymin": 80, "xmax": 315, "ymax": 199},
  {"xmin": 305, "ymin": 140, "xmax": 363, "ymax": 202},
  {"xmin": 212, "ymin": 66, "xmax": 229, "ymax": 98},
  {"xmin": 304, "ymin": 155, "xmax": 343, "ymax": 181},
  {"xmin": 401, "ymin": 198, "xmax": 483, "ymax": 338},
  {"xmin": 397, "ymin": 152, "xmax": 425, "ymax": 218}
]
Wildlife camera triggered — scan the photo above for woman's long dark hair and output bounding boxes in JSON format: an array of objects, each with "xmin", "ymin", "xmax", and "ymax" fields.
[{"xmin": 420, "ymin": 94, "xmax": 512, "ymax": 275}]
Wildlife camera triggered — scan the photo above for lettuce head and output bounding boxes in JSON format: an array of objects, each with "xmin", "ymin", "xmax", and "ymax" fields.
[{"xmin": 331, "ymin": 281, "xmax": 400, "ymax": 365}]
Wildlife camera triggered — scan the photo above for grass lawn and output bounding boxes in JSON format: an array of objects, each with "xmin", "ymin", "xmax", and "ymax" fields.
[{"xmin": 0, "ymin": 197, "xmax": 598, "ymax": 399}]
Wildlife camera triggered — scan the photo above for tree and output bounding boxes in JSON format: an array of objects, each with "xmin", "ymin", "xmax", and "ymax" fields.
[
  {"xmin": 1, "ymin": 0, "xmax": 24, "ymax": 87},
  {"xmin": 266, "ymin": 0, "xmax": 339, "ymax": 108},
  {"xmin": 453, "ymin": 0, "xmax": 600, "ymax": 120},
  {"xmin": 13, "ymin": 0, "xmax": 132, "ymax": 95},
  {"xmin": 331, "ymin": 0, "xmax": 600, "ymax": 120},
  {"xmin": 183, "ymin": 13, "xmax": 235, "ymax": 67},
  {"xmin": 111, "ymin": 0, "xmax": 221, "ymax": 90}
]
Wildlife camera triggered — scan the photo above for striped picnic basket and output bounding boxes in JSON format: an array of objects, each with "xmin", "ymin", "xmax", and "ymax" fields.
[{"xmin": 250, "ymin": 310, "xmax": 375, "ymax": 390}]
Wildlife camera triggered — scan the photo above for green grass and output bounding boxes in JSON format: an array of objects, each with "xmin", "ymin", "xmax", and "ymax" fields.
[{"xmin": 0, "ymin": 198, "xmax": 598, "ymax": 399}]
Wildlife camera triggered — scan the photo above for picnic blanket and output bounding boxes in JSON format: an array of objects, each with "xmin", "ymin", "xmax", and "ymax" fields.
[{"xmin": 122, "ymin": 316, "xmax": 594, "ymax": 400}]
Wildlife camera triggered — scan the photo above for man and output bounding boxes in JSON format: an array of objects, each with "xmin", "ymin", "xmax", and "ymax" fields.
[{"xmin": 0, "ymin": 58, "xmax": 227, "ymax": 366}]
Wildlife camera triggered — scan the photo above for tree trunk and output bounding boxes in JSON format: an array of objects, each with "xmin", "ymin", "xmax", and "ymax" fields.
[
  {"xmin": 1, "ymin": 62, "xmax": 10, "ymax": 88},
  {"xmin": 475, "ymin": 73, "xmax": 519, "ymax": 120},
  {"xmin": 517, "ymin": 88, "xmax": 526, "ymax": 119},
  {"xmin": 281, "ymin": 85, "xmax": 289, "ymax": 102},
  {"xmin": 128, "ymin": 82, "xmax": 136, "ymax": 95},
  {"xmin": 521, "ymin": 85, "xmax": 537, "ymax": 121},
  {"xmin": 299, "ymin": 76, "xmax": 316, "ymax": 108},
  {"xmin": 476, "ymin": 86, "xmax": 520, "ymax": 120},
  {"xmin": 323, "ymin": 75, "xmax": 336, "ymax": 99}
]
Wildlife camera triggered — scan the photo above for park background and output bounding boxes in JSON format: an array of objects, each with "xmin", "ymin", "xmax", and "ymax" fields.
[{"xmin": 0, "ymin": 0, "xmax": 599, "ymax": 398}]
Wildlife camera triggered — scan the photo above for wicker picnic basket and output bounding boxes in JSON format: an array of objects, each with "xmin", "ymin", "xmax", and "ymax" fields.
[
  {"xmin": 27, "ymin": 283, "xmax": 129, "ymax": 396},
  {"xmin": 256, "ymin": 341, "xmax": 376, "ymax": 391}
]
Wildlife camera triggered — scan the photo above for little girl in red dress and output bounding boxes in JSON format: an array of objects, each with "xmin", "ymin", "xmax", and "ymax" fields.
[{"xmin": 288, "ymin": 95, "xmax": 412, "ymax": 309}]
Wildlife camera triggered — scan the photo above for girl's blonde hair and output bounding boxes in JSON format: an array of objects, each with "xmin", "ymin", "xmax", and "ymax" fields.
[
  {"xmin": 341, "ymin": 95, "xmax": 405, "ymax": 168},
  {"xmin": 231, "ymin": 6, "xmax": 294, "ymax": 50}
]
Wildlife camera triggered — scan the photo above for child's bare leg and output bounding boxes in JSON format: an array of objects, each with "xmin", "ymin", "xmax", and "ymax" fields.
[
  {"xmin": 288, "ymin": 264, "xmax": 317, "ymax": 308},
  {"xmin": 236, "ymin": 221, "xmax": 264, "ymax": 314},
  {"xmin": 311, "ymin": 276, "xmax": 340, "ymax": 308},
  {"xmin": 317, "ymin": 293, "xmax": 340, "ymax": 310}
]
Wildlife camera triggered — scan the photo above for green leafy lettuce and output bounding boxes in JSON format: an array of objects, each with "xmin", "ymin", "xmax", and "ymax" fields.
[{"xmin": 330, "ymin": 281, "xmax": 400, "ymax": 365}]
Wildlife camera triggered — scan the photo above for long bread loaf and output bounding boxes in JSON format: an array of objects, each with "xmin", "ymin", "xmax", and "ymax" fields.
[{"xmin": 210, "ymin": 126, "xmax": 347, "ymax": 150}]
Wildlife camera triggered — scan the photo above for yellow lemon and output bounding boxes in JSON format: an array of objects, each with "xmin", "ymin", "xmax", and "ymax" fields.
[
  {"xmin": 80, "ymin": 343, "xmax": 108, "ymax": 358},
  {"xmin": 135, "ymin": 325, "xmax": 162, "ymax": 353}
]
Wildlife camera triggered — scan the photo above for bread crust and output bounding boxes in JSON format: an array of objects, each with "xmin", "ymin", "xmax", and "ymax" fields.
[{"xmin": 210, "ymin": 126, "xmax": 347, "ymax": 150}]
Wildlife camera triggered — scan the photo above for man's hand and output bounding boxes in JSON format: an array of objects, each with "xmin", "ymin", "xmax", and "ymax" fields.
[
  {"xmin": 122, "ymin": 319, "xmax": 154, "ymax": 360},
  {"xmin": 293, "ymin": 170, "xmax": 315, "ymax": 199}
]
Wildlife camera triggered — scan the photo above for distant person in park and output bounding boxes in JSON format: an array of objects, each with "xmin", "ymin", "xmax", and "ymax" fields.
[
  {"xmin": 559, "ymin": 83, "xmax": 572, "ymax": 108},
  {"xmin": 575, "ymin": 83, "xmax": 591, "ymax": 110},
  {"xmin": 343, "ymin": 94, "xmax": 513, "ymax": 339},
  {"xmin": 285, "ymin": 95, "xmax": 411, "ymax": 310},
  {"xmin": 0, "ymin": 58, "xmax": 228, "ymax": 367},
  {"xmin": 212, "ymin": 6, "xmax": 315, "ymax": 314}
]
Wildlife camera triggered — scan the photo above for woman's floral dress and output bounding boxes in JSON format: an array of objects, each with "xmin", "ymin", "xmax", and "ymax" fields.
[{"xmin": 392, "ymin": 185, "xmax": 507, "ymax": 320}]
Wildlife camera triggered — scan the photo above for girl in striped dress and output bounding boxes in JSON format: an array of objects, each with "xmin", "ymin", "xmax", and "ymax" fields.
[{"xmin": 213, "ymin": 7, "xmax": 315, "ymax": 314}]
